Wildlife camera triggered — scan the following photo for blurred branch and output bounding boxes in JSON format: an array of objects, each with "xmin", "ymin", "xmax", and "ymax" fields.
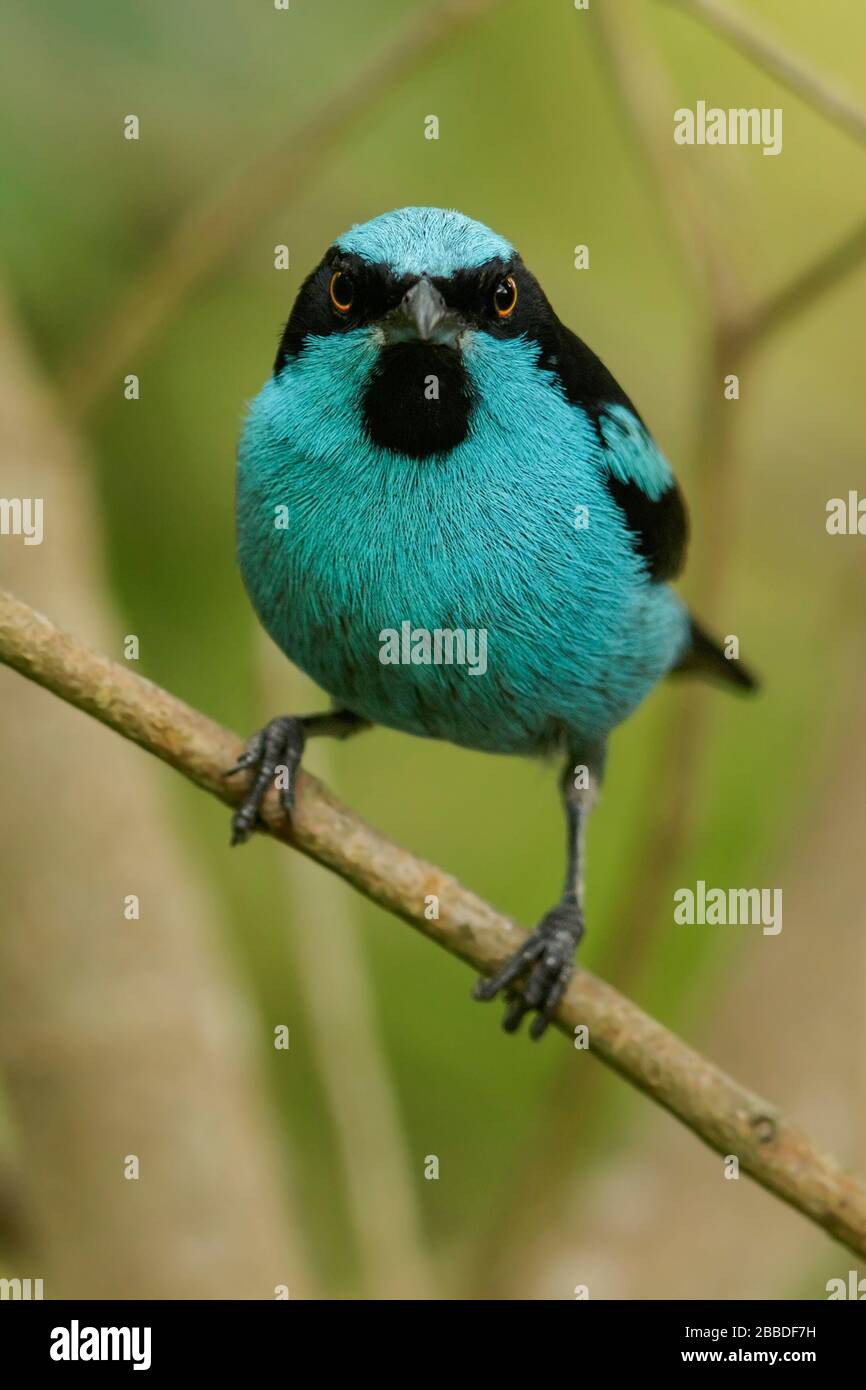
[
  {"xmin": 58, "ymin": 0, "xmax": 507, "ymax": 422},
  {"xmin": 595, "ymin": 0, "xmax": 740, "ymax": 315},
  {"xmin": 733, "ymin": 216, "xmax": 866, "ymax": 355},
  {"xmin": 595, "ymin": 2, "xmax": 866, "ymax": 975},
  {"xmin": 0, "ymin": 285, "xmax": 308, "ymax": 1297},
  {"xmin": 260, "ymin": 647, "xmax": 435, "ymax": 1299},
  {"xmin": 2, "ymin": 589, "xmax": 866, "ymax": 1260},
  {"xmin": 589, "ymin": 1, "xmax": 738, "ymax": 1021},
  {"xmin": 665, "ymin": 0, "xmax": 866, "ymax": 147}
]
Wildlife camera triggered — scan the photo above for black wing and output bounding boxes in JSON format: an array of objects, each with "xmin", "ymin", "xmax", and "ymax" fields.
[{"xmin": 545, "ymin": 321, "xmax": 689, "ymax": 582}]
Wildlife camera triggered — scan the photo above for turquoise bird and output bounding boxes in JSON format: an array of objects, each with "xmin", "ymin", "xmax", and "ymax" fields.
[{"xmin": 231, "ymin": 206, "xmax": 755, "ymax": 1039}]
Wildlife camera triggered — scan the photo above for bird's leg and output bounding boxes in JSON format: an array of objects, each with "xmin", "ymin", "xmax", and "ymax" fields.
[
  {"xmin": 225, "ymin": 708, "xmax": 370, "ymax": 846},
  {"xmin": 474, "ymin": 750, "xmax": 602, "ymax": 1040}
]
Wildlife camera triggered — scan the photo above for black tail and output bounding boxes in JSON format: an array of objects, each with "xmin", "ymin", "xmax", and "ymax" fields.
[{"xmin": 671, "ymin": 617, "xmax": 759, "ymax": 693}]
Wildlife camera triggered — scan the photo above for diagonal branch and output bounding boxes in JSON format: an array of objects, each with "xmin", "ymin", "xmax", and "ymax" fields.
[
  {"xmin": 733, "ymin": 217, "xmax": 866, "ymax": 356},
  {"xmin": 594, "ymin": 0, "xmax": 741, "ymax": 316},
  {"xmin": 665, "ymin": 0, "xmax": 866, "ymax": 148},
  {"xmin": 593, "ymin": 0, "xmax": 866, "ymax": 992},
  {"xmin": 2, "ymin": 585, "xmax": 866, "ymax": 1259}
]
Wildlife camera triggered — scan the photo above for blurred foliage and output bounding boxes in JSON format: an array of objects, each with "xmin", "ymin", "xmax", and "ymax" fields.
[{"xmin": 1, "ymin": 0, "xmax": 864, "ymax": 1295}]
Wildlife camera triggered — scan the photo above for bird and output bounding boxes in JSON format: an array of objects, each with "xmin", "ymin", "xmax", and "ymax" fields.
[{"xmin": 230, "ymin": 205, "xmax": 756, "ymax": 1040}]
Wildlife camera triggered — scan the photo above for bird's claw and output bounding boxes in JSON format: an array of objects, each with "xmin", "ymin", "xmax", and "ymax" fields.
[
  {"xmin": 474, "ymin": 905, "xmax": 583, "ymax": 1040},
  {"xmin": 225, "ymin": 715, "xmax": 305, "ymax": 846}
]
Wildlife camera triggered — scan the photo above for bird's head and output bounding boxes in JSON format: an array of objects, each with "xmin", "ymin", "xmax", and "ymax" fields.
[{"xmin": 272, "ymin": 207, "xmax": 558, "ymax": 460}]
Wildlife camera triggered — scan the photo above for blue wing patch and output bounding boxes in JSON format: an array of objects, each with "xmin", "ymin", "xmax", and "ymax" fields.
[
  {"xmin": 598, "ymin": 404, "xmax": 688, "ymax": 582},
  {"xmin": 599, "ymin": 404, "xmax": 674, "ymax": 500},
  {"xmin": 529, "ymin": 319, "xmax": 688, "ymax": 583}
]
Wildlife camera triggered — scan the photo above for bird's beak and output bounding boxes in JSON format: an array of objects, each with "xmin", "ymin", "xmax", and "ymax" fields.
[
  {"xmin": 403, "ymin": 278, "xmax": 447, "ymax": 340},
  {"xmin": 381, "ymin": 277, "xmax": 464, "ymax": 348}
]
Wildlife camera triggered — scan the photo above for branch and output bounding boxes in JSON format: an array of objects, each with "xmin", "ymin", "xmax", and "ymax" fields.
[
  {"xmin": 2, "ymin": 586, "xmax": 866, "ymax": 1260},
  {"xmin": 594, "ymin": 0, "xmax": 741, "ymax": 316},
  {"xmin": 734, "ymin": 217, "xmax": 866, "ymax": 355},
  {"xmin": 593, "ymin": 2, "xmax": 866, "ymax": 981},
  {"xmin": 666, "ymin": 0, "xmax": 866, "ymax": 148},
  {"xmin": 591, "ymin": 0, "xmax": 741, "ymax": 1006}
]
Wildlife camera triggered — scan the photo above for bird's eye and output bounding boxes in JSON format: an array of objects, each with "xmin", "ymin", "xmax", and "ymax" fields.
[
  {"xmin": 493, "ymin": 275, "xmax": 518, "ymax": 319},
  {"xmin": 329, "ymin": 270, "xmax": 354, "ymax": 313}
]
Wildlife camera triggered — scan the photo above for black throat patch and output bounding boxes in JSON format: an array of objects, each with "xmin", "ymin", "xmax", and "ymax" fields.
[{"xmin": 361, "ymin": 343, "xmax": 474, "ymax": 459}]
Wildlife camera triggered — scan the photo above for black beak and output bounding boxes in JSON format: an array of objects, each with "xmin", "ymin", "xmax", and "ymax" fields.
[{"xmin": 401, "ymin": 277, "xmax": 448, "ymax": 341}]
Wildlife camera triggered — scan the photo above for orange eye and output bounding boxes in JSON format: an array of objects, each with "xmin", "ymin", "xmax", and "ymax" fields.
[
  {"xmin": 329, "ymin": 270, "xmax": 354, "ymax": 313},
  {"xmin": 493, "ymin": 275, "xmax": 518, "ymax": 318}
]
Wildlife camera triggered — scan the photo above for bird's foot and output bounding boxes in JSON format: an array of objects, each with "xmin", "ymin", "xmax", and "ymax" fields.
[
  {"xmin": 473, "ymin": 902, "xmax": 584, "ymax": 1040},
  {"xmin": 224, "ymin": 715, "xmax": 305, "ymax": 846}
]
